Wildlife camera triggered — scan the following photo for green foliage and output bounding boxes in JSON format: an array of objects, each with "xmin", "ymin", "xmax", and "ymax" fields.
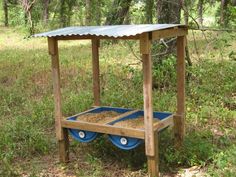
[
  {"xmin": 215, "ymin": 2, "xmax": 236, "ymax": 28},
  {"xmin": 153, "ymin": 55, "xmax": 177, "ymax": 91},
  {"xmin": 7, "ymin": 5, "xmax": 25, "ymax": 26},
  {"xmin": 130, "ymin": 1, "xmax": 145, "ymax": 24},
  {"xmin": 208, "ymin": 145, "xmax": 236, "ymax": 177},
  {"xmin": 1, "ymin": 0, "xmax": 236, "ymax": 34},
  {"xmin": 228, "ymin": 5, "xmax": 236, "ymax": 27},
  {"xmin": 161, "ymin": 130, "xmax": 216, "ymax": 168}
]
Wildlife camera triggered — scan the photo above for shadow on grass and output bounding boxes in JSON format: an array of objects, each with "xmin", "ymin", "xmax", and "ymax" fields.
[{"xmin": 68, "ymin": 127, "xmax": 227, "ymax": 176}]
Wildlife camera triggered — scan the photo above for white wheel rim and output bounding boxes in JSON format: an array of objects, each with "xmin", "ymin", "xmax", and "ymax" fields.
[
  {"xmin": 120, "ymin": 137, "xmax": 128, "ymax": 145},
  {"xmin": 78, "ymin": 131, "xmax": 85, "ymax": 138}
]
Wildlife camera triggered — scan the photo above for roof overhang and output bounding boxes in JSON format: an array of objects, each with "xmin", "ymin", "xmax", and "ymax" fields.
[{"xmin": 33, "ymin": 24, "xmax": 188, "ymax": 41}]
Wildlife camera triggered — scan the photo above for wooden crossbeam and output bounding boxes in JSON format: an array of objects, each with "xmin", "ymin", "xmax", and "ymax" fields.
[
  {"xmin": 62, "ymin": 120, "xmax": 145, "ymax": 139},
  {"xmin": 152, "ymin": 27, "xmax": 188, "ymax": 40},
  {"xmin": 153, "ymin": 115, "xmax": 174, "ymax": 131}
]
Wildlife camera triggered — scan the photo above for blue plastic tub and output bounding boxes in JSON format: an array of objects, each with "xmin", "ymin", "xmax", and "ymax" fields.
[
  {"xmin": 67, "ymin": 107, "xmax": 132, "ymax": 143},
  {"xmin": 108, "ymin": 110, "xmax": 172, "ymax": 150}
]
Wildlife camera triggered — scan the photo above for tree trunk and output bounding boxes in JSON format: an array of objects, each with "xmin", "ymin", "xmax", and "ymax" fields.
[
  {"xmin": 156, "ymin": 0, "xmax": 181, "ymax": 57},
  {"xmin": 22, "ymin": 0, "xmax": 36, "ymax": 34},
  {"xmin": 105, "ymin": 0, "xmax": 132, "ymax": 25},
  {"xmin": 3, "ymin": 0, "xmax": 8, "ymax": 26},
  {"xmin": 197, "ymin": 0, "xmax": 204, "ymax": 26},
  {"xmin": 232, "ymin": 0, "xmax": 236, "ymax": 6},
  {"xmin": 179, "ymin": 0, "xmax": 192, "ymax": 66},
  {"xmin": 60, "ymin": 0, "xmax": 67, "ymax": 27},
  {"xmin": 124, "ymin": 10, "xmax": 131, "ymax": 24},
  {"xmin": 95, "ymin": 1, "xmax": 101, "ymax": 25},
  {"xmin": 67, "ymin": 1, "xmax": 75, "ymax": 26},
  {"xmin": 220, "ymin": 0, "xmax": 230, "ymax": 27},
  {"xmin": 59, "ymin": 0, "xmax": 75, "ymax": 27},
  {"xmin": 145, "ymin": 0, "xmax": 154, "ymax": 24},
  {"xmin": 180, "ymin": 0, "xmax": 189, "ymax": 26},
  {"xmin": 85, "ymin": 0, "xmax": 92, "ymax": 25},
  {"xmin": 43, "ymin": 0, "xmax": 49, "ymax": 24},
  {"xmin": 157, "ymin": 0, "xmax": 181, "ymax": 24}
]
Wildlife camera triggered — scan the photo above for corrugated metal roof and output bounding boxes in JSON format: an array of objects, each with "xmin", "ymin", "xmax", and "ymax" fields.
[{"xmin": 33, "ymin": 24, "xmax": 185, "ymax": 38}]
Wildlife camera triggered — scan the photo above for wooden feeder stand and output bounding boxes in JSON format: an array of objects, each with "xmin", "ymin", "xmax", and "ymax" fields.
[{"xmin": 35, "ymin": 24, "xmax": 187, "ymax": 177}]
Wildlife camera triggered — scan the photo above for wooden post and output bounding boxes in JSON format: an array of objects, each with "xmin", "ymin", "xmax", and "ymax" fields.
[
  {"xmin": 140, "ymin": 33, "xmax": 159, "ymax": 177},
  {"xmin": 48, "ymin": 37, "xmax": 69, "ymax": 162},
  {"xmin": 174, "ymin": 35, "xmax": 186, "ymax": 147},
  {"xmin": 147, "ymin": 131, "xmax": 159, "ymax": 177},
  {"xmin": 92, "ymin": 39, "xmax": 100, "ymax": 106}
]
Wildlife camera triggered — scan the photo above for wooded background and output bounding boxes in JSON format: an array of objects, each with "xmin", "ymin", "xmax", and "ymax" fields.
[{"xmin": 1, "ymin": 0, "xmax": 236, "ymax": 34}]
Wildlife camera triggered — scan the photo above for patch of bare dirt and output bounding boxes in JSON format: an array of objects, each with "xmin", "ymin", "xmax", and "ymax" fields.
[
  {"xmin": 0, "ymin": 75, "xmax": 16, "ymax": 87},
  {"xmin": 165, "ymin": 166, "xmax": 207, "ymax": 177},
  {"xmin": 16, "ymin": 151, "xmax": 207, "ymax": 177},
  {"xmin": 30, "ymin": 69, "xmax": 50, "ymax": 87}
]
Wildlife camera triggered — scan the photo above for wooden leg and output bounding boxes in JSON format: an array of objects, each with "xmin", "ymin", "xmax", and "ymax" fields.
[
  {"xmin": 59, "ymin": 128, "xmax": 69, "ymax": 163},
  {"xmin": 147, "ymin": 131, "xmax": 159, "ymax": 177},
  {"xmin": 48, "ymin": 37, "xmax": 70, "ymax": 162},
  {"xmin": 175, "ymin": 35, "xmax": 186, "ymax": 147},
  {"xmin": 140, "ymin": 33, "xmax": 159, "ymax": 177},
  {"xmin": 92, "ymin": 39, "xmax": 100, "ymax": 106},
  {"xmin": 174, "ymin": 114, "xmax": 184, "ymax": 147}
]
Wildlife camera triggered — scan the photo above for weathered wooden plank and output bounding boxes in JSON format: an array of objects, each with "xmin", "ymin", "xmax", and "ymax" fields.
[
  {"xmin": 92, "ymin": 39, "xmax": 100, "ymax": 106},
  {"xmin": 152, "ymin": 27, "xmax": 188, "ymax": 41},
  {"xmin": 48, "ymin": 37, "xmax": 63, "ymax": 140},
  {"xmin": 48, "ymin": 37, "xmax": 69, "ymax": 162},
  {"xmin": 58, "ymin": 129, "xmax": 69, "ymax": 162},
  {"xmin": 147, "ymin": 131, "xmax": 159, "ymax": 177},
  {"xmin": 174, "ymin": 35, "xmax": 186, "ymax": 147},
  {"xmin": 141, "ymin": 35, "xmax": 155, "ymax": 156},
  {"xmin": 153, "ymin": 115, "xmax": 174, "ymax": 131},
  {"xmin": 61, "ymin": 120, "xmax": 145, "ymax": 139},
  {"xmin": 140, "ymin": 33, "xmax": 151, "ymax": 54},
  {"xmin": 140, "ymin": 32, "xmax": 160, "ymax": 177}
]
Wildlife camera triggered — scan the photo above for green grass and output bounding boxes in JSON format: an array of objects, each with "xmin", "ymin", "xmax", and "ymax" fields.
[{"xmin": 0, "ymin": 27, "xmax": 235, "ymax": 176}]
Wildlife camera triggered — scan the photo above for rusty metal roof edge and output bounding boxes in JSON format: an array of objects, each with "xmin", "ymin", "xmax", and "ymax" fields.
[{"xmin": 32, "ymin": 24, "xmax": 186, "ymax": 38}]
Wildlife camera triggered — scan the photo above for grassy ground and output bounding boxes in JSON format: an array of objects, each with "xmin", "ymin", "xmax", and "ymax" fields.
[{"xmin": 0, "ymin": 27, "xmax": 235, "ymax": 177}]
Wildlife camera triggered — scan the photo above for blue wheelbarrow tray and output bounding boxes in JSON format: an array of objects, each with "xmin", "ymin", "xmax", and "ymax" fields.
[
  {"xmin": 108, "ymin": 110, "xmax": 172, "ymax": 150},
  {"xmin": 67, "ymin": 106, "xmax": 132, "ymax": 143}
]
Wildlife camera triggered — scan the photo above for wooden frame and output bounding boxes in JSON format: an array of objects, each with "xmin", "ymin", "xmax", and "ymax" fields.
[{"xmin": 47, "ymin": 26, "xmax": 187, "ymax": 177}]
